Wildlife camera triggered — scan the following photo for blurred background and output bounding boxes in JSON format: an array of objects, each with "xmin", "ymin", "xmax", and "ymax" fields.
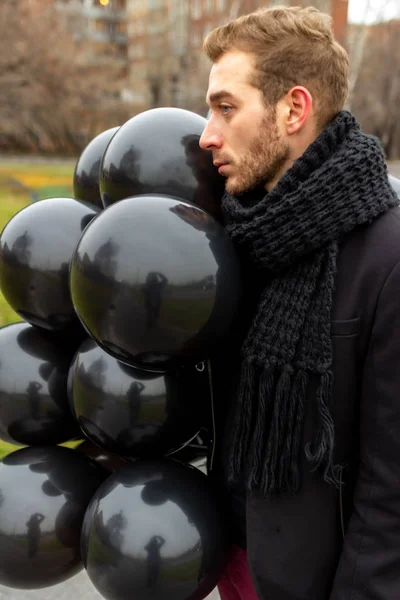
[
  {"xmin": 1, "ymin": 0, "xmax": 400, "ymax": 157},
  {"xmin": 1, "ymin": 0, "xmax": 399, "ymax": 328}
]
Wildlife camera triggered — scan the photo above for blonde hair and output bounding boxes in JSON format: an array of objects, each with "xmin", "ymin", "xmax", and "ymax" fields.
[{"xmin": 203, "ymin": 6, "xmax": 349, "ymax": 129}]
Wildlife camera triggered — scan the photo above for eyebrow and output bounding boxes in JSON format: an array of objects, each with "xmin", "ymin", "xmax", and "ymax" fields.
[{"xmin": 207, "ymin": 90, "xmax": 237, "ymax": 105}]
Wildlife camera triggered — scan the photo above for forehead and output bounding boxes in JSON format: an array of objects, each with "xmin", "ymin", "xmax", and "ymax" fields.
[{"xmin": 206, "ymin": 51, "xmax": 257, "ymax": 103}]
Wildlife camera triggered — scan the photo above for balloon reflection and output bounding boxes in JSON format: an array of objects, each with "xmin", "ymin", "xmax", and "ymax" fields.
[
  {"xmin": 76, "ymin": 440, "xmax": 130, "ymax": 472},
  {"xmin": 143, "ymin": 272, "xmax": 168, "ymax": 330},
  {"xmin": 27, "ymin": 513, "xmax": 45, "ymax": 559},
  {"xmin": 70, "ymin": 194, "xmax": 241, "ymax": 371},
  {"xmin": 73, "ymin": 127, "xmax": 120, "ymax": 208},
  {"xmin": 145, "ymin": 534, "xmax": 165, "ymax": 588},
  {"xmin": 68, "ymin": 338, "xmax": 208, "ymax": 458},
  {"xmin": 0, "ymin": 446, "xmax": 107, "ymax": 589},
  {"xmin": 0, "ymin": 197, "xmax": 100, "ymax": 334},
  {"xmin": 82, "ymin": 459, "xmax": 228, "ymax": 600},
  {"xmin": 0, "ymin": 322, "xmax": 81, "ymax": 446}
]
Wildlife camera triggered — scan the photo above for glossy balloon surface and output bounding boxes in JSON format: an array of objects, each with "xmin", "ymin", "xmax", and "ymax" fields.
[
  {"xmin": 76, "ymin": 440, "xmax": 130, "ymax": 472},
  {"xmin": 68, "ymin": 338, "xmax": 208, "ymax": 458},
  {"xmin": 70, "ymin": 195, "xmax": 241, "ymax": 371},
  {"xmin": 100, "ymin": 107, "xmax": 225, "ymax": 221},
  {"xmin": 82, "ymin": 459, "xmax": 228, "ymax": 600},
  {"xmin": 0, "ymin": 445, "xmax": 107, "ymax": 589},
  {"xmin": 0, "ymin": 198, "xmax": 100, "ymax": 333},
  {"xmin": 0, "ymin": 322, "xmax": 81, "ymax": 446},
  {"xmin": 389, "ymin": 174, "xmax": 400, "ymax": 199},
  {"xmin": 74, "ymin": 127, "xmax": 119, "ymax": 208}
]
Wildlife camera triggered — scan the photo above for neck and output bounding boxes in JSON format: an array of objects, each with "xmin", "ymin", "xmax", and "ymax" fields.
[
  {"xmin": 265, "ymin": 128, "xmax": 320, "ymax": 192},
  {"xmin": 264, "ymin": 157, "xmax": 296, "ymax": 192}
]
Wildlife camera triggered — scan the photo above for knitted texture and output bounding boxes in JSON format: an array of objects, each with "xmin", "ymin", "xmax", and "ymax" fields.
[{"xmin": 222, "ymin": 111, "xmax": 398, "ymax": 495}]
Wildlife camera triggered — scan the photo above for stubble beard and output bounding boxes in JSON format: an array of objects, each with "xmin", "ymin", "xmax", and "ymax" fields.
[{"xmin": 225, "ymin": 109, "xmax": 290, "ymax": 196}]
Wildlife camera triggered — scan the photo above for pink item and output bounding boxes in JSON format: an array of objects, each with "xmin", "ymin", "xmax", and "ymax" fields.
[{"xmin": 218, "ymin": 545, "xmax": 259, "ymax": 600}]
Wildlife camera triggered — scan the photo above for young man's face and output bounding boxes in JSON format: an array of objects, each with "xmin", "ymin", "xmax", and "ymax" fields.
[{"xmin": 200, "ymin": 50, "xmax": 290, "ymax": 195}]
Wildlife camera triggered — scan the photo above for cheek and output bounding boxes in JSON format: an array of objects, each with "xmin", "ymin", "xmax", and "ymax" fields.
[{"xmin": 231, "ymin": 122, "xmax": 259, "ymax": 150}]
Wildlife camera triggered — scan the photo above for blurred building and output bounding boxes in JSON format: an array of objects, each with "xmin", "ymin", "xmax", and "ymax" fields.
[
  {"xmin": 127, "ymin": 0, "xmax": 179, "ymax": 111},
  {"xmin": 27, "ymin": 0, "xmax": 349, "ymax": 115},
  {"xmin": 54, "ymin": 0, "xmax": 129, "ymax": 66},
  {"xmin": 50, "ymin": 0, "xmax": 349, "ymax": 115},
  {"xmin": 125, "ymin": 0, "xmax": 149, "ymax": 107}
]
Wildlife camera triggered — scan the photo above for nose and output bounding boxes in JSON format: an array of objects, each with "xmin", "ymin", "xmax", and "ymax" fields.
[{"xmin": 199, "ymin": 119, "xmax": 223, "ymax": 151}]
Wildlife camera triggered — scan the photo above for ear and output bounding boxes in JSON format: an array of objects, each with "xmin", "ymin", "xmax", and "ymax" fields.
[{"xmin": 283, "ymin": 86, "xmax": 313, "ymax": 135}]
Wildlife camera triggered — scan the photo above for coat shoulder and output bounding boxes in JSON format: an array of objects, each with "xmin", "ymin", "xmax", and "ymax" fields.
[
  {"xmin": 370, "ymin": 205, "xmax": 400, "ymax": 241},
  {"xmin": 339, "ymin": 205, "xmax": 400, "ymax": 271},
  {"xmin": 362, "ymin": 205, "xmax": 400, "ymax": 248},
  {"xmin": 333, "ymin": 205, "xmax": 400, "ymax": 321}
]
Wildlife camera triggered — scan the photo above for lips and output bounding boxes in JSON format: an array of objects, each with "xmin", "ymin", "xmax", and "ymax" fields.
[{"xmin": 213, "ymin": 160, "xmax": 229, "ymax": 175}]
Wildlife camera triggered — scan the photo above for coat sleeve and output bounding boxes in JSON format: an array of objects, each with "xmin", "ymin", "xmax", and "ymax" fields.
[{"xmin": 330, "ymin": 259, "xmax": 400, "ymax": 599}]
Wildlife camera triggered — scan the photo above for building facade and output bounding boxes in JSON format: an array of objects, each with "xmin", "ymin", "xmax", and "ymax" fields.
[
  {"xmin": 52, "ymin": 0, "xmax": 349, "ymax": 116},
  {"xmin": 55, "ymin": 0, "xmax": 129, "ymax": 66}
]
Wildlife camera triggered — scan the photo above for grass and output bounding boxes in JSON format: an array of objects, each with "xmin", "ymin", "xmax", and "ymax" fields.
[
  {"xmin": 0, "ymin": 159, "xmax": 76, "ymax": 325},
  {"xmin": 0, "ymin": 160, "xmax": 75, "ymax": 201},
  {"xmin": 0, "ymin": 158, "xmax": 77, "ymax": 459},
  {"xmin": 0, "ymin": 438, "xmax": 83, "ymax": 461}
]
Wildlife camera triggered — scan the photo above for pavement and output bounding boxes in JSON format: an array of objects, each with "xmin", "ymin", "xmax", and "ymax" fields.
[{"xmin": 0, "ymin": 570, "xmax": 221, "ymax": 600}]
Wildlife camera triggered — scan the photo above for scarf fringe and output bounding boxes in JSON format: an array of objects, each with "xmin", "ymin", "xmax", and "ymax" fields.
[
  {"xmin": 227, "ymin": 360, "xmax": 256, "ymax": 483},
  {"xmin": 247, "ymin": 367, "xmax": 276, "ymax": 485},
  {"xmin": 228, "ymin": 363, "xmax": 340, "ymax": 495},
  {"xmin": 305, "ymin": 372, "xmax": 341, "ymax": 487}
]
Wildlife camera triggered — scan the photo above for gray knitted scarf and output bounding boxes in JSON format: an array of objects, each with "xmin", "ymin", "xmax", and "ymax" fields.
[{"xmin": 223, "ymin": 111, "xmax": 398, "ymax": 495}]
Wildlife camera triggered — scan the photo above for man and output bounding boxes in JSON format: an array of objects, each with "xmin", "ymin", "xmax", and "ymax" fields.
[{"xmin": 199, "ymin": 6, "xmax": 400, "ymax": 600}]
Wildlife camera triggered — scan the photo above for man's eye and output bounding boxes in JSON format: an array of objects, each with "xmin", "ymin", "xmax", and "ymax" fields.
[{"xmin": 220, "ymin": 105, "xmax": 232, "ymax": 115}]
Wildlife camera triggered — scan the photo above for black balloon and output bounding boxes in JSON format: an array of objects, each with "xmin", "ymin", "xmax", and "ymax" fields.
[
  {"xmin": 0, "ymin": 197, "xmax": 100, "ymax": 334},
  {"xmin": 0, "ymin": 322, "xmax": 81, "ymax": 446},
  {"xmin": 76, "ymin": 440, "xmax": 130, "ymax": 472},
  {"xmin": 99, "ymin": 107, "xmax": 225, "ymax": 221},
  {"xmin": 69, "ymin": 195, "xmax": 241, "ymax": 371},
  {"xmin": 81, "ymin": 459, "xmax": 228, "ymax": 600},
  {"xmin": 68, "ymin": 338, "xmax": 208, "ymax": 458},
  {"xmin": 74, "ymin": 127, "xmax": 119, "ymax": 208},
  {"xmin": 0, "ymin": 445, "xmax": 107, "ymax": 589},
  {"xmin": 389, "ymin": 174, "xmax": 400, "ymax": 199}
]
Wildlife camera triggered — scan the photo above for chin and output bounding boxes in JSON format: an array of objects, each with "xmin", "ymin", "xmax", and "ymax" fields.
[
  {"xmin": 225, "ymin": 179, "xmax": 241, "ymax": 195},
  {"xmin": 226, "ymin": 181, "xmax": 249, "ymax": 196}
]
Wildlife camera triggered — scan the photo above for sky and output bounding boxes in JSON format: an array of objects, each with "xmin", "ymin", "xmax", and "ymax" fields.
[{"xmin": 348, "ymin": 0, "xmax": 400, "ymax": 24}]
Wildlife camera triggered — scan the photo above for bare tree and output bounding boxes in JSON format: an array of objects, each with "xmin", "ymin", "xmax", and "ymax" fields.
[
  {"xmin": 347, "ymin": 0, "xmax": 393, "ymax": 108},
  {"xmin": 350, "ymin": 19, "xmax": 400, "ymax": 159},
  {"xmin": 0, "ymin": 0, "xmax": 131, "ymax": 155}
]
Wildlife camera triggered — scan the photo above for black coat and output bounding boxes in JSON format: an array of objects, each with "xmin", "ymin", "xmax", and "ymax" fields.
[{"xmin": 207, "ymin": 205, "xmax": 400, "ymax": 599}]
